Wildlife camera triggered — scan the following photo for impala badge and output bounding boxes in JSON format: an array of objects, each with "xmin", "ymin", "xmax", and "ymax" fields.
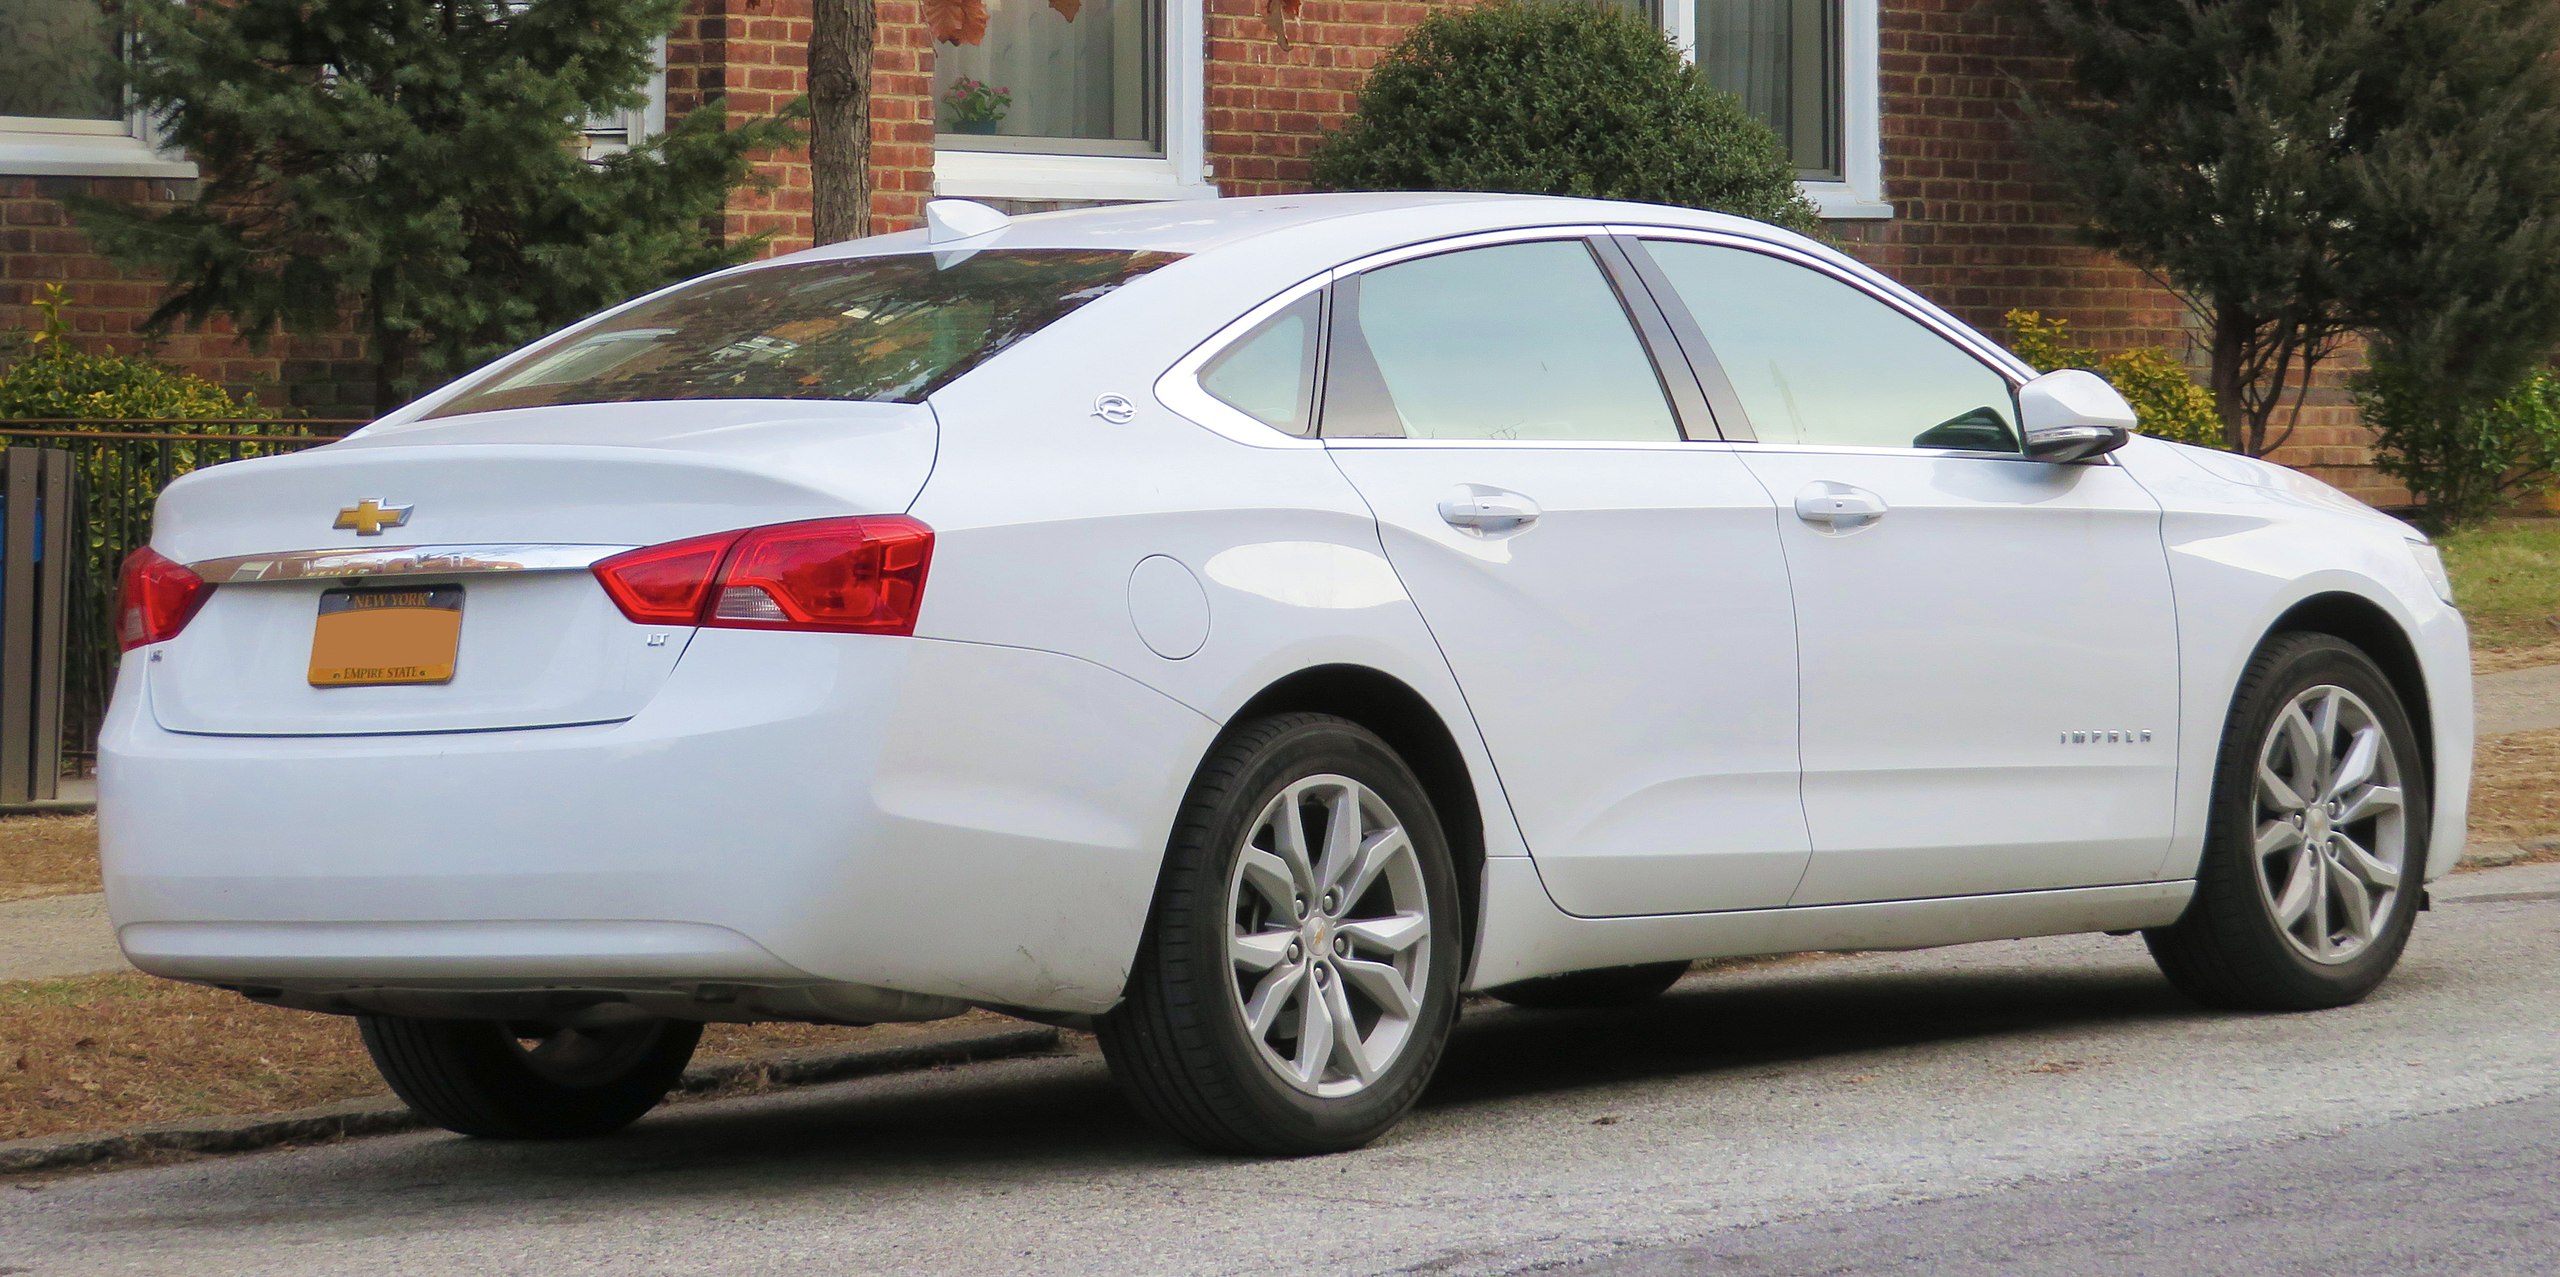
[
  {"xmin": 2061, "ymin": 729, "xmax": 2155, "ymax": 745},
  {"xmin": 334, "ymin": 499, "xmax": 412, "ymax": 537}
]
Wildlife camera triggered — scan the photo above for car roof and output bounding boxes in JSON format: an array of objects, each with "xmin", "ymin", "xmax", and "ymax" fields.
[{"xmin": 767, "ymin": 191, "xmax": 1811, "ymax": 264}]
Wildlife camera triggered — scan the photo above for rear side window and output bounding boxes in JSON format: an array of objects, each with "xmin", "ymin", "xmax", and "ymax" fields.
[
  {"xmin": 429, "ymin": 249, "xmax": 1183, "ymax": 417},
  {"xmin": 1198, "ymin": 293, "xmax": 1321, "ymax": 436},
  {"xmin": 1321, "ymin": 240, "xmax": 1680, "ymax": 443}
]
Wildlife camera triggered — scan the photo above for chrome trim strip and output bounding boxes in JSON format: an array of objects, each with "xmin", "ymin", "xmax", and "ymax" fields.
[
  {"xmin": 1603, "ymin": 223, "xmax": 2040, "ymax": 384},
  {"xmin": 1153, "ymin": 268, "xmax": 1331, "ymax": 450},
  {"xmin": 190, "ymin": 544, "xmax": 632, "ymax": 584}
]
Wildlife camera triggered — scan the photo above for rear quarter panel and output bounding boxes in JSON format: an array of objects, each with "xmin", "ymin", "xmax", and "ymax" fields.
[{"xmin": 907, "ymin": 272, "xmax": 1533, "ymax": 871}]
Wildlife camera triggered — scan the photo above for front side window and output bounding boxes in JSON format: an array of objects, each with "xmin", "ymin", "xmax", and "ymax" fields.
[
  {"xmin": 0, "ymin": 0, "xmax": 124, "ymax": 129},
  {"xmin": 934, "ymin": 0, "xmax": 1161, "ymax": 158},
  {"xmin": 430, "ymin": 249, "xmax": 1181, "ymax": 416},
  {"xmin": 1640, "ymin": 240, "xmax": 2017, "ymax": 452},
  {"xmin": 1324, "ymin": 241, "xmax": 1680, "ymax": 444},
  {"xmin": 1697, "ymin": 0, "xmax": 1840, "ymax": 180}
]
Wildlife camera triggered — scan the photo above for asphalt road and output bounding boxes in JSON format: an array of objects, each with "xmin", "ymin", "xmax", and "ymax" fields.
[{"xmin": 7, "ymin": 863, "xmax": 2559, "ymax": 1277}]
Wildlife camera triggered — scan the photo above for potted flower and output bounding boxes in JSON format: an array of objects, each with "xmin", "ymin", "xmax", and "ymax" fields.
[{"xmin": 942, "ymin": 78, "xmax": 1010, "ymax": 135}]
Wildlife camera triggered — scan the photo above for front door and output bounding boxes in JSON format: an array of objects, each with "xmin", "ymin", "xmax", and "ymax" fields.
[
  {"xmin": 1632, "ymin": 235, "xmax": 2182, "ymax": 905},
  {"xmin": 1319, "ymin": 237, "xmax": 1810, "ymax": 917}
]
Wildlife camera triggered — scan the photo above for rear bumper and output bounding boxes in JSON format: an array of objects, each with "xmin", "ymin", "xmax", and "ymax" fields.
[{"xmin": 99, "ymin": 631, "xmax": 1216, "ymax": 1016}]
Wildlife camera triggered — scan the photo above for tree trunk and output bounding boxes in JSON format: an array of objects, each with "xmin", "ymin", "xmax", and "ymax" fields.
[
  {"xmin": 368, "ymin": 293, "xmax": 411, "ymax": 419},
  {"xmin": 810, "ymin": 0, "xmax": 875, "ymax": 245},
  {"xmin": 2208, "ymin": 303, "xmax": 2251, "ymax": 454}
]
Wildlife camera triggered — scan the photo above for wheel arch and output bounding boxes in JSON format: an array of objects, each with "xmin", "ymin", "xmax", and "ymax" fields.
[
  {"xmin": 2259, "ymin": 591, "xmax": 2436, "ymax": 794},
  {"xmin": 1225, "ymin": 664, "xmax": 1488, "ymax": 967}
]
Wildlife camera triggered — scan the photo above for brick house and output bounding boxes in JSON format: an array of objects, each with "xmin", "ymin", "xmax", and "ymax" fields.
[{"xmin": 0, "ymin": 0, "xmax": 2381, "ymax": 496}]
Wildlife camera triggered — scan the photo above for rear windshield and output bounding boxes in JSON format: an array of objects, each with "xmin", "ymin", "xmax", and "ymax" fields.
[{"xmin": 427, "ymin": 249, "xmax": 1183, "ymax": 417}]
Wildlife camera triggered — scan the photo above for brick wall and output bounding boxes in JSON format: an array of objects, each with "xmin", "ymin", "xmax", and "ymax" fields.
[
  {"xmin": 0, "ymin": 177, "xmax": 373, "ymax": 413},
  {"xmin": 1833, "ymin": 0, "xmax": 2387, "ymax": 501},
  {"xmin": 669, "ymin": 0, "xmax": 933, "ymax": 254},
  {"xmin": 1206, "ymin": 0, "xmax": 1465, "ymax": 196}
]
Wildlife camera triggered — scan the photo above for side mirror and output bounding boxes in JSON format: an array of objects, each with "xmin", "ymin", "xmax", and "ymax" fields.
[{"xmin": 2018, "ymin": 369, "xmax": 2136, "ymax": 463}]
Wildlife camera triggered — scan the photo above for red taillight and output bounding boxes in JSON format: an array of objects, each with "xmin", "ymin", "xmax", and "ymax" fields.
[
  {"xmin": 592, "ymin": 516, "xmax": 933, "ymax": 637},
  {"xmin": 592, "ymin": 529, "xmax": 744, "ymax": 625},
  {"xmin": 116, "ymin": 547, "xmax": 210, "ymax": 651}
]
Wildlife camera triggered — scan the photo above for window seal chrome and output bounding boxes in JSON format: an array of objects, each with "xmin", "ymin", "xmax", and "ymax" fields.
[
  {"xmin": 189, "ymin": 544, "xmax": 633, "ymax": 585},
  {"xmin": 1607, "ymin": 224, "xmax": 2039, "ymax": 387},
  {"xmin": 1156, "ymin": 224, "xmax": 1632, "ymax": 450},
  {"xmin": 1154, "ymin": 270, "xmax": 1331, "ymax": 450}
]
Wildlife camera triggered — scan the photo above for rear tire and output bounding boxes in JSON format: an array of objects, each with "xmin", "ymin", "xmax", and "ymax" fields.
[
  {"xmin": 1485, "ymin": 962, "xmax": 1692, "ymax": 1009},
  {"xmin": 1098, "ymin": 713, "xmax": 1464, "ymax": 1155},
  {"xmin": 2145, "ymin": 632, "xmax": 2428, "ymax": 1011},
  {"xmin": 358, "ymin": 1015, "xmax": 701, "ymax": 1139}
]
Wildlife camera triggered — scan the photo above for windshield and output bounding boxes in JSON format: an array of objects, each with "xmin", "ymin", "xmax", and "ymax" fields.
[{"xmin": 427, "ymin": 249, "xmax": 1183, "ymax": 417}]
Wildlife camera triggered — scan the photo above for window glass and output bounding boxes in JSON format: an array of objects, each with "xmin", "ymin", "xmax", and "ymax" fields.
[
  {"xmin": 1642, "ymin": 240, "xmax": 2018, "ymax": 452},
  {"xmin": 1328, "ymin": 241, "xmax": 1679, "ymax": 444},
  {"xmin": 0, "ymin": 0, "xmax": 121, "ymax": 123},
  {"xmin": 934, "ymin": 0, "xmax": 1161, "ymax": 157},
  {"xmin": 429, "ymin": 249, "xmax": 1182, "ymax": 417},
  {"xmin": 1698, "ymin": 0, "xmax": 1840, "ymax": 179},
  {"xmin": 1200, "ymin": 293, "xmax": 1319, "ymax": 436}
]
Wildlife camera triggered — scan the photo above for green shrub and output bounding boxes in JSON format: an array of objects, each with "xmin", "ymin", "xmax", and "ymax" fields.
[
  {"xmin": 2361, "ymin": 359, "xmax": 2560, "ymax": 531},
  {"xmin": 1308, "ymin": 0, "xmax": 1822, "ymax": 235},
  {"xmin": 2004, "ymin": 310, "xmax": 2224, "ymax": 449},
  {"xmin": 0, "ymin": 285, "xmax": 271, "ymax": 422}
]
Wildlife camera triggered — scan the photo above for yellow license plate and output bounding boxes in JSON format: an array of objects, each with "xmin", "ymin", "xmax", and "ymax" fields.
[{"xmin": 308, "ymin": 586, "xmax": 463, "ymax": 687}]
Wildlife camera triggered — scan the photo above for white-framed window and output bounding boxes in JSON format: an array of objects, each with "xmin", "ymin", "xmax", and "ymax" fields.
[
  {"xmin": 578, "ymin": 39, "xmax": 670, "ymax": 163},
  {"xmin": 931, "ymin": 0, "xmax": 1214, "ymax": 204},
  {"xmin": 0, "ymin": 0, "xmax": 192, "ymax": 178},
  {"xmin": 1619, "ymin": 0, "xmax": 1886, "ymax": 219}
]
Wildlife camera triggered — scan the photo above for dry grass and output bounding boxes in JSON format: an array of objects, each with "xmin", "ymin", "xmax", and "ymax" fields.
[
  {"xmin": 2440, "ymin": 519, "xmax": 2560, "ymax": 671},
  {"xmin": 0, "ymin": 815, "xmax": 101, "ymax": 903},
  {"xmin": 2469, "ymin": 727, "xmax": 2560, "ymax": 851},
  {"xmin": 0, "ymin": 971, "xmax": 1010, "ymax": 1144}
]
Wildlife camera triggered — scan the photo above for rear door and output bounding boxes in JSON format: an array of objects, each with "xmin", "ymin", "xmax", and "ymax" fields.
[
  {"xmin": 1317, "ymin": 233, "xmax": 1810, "ymax": 917},
  {"xmin": 1625, "ymin": 232, "xmax": 2181, "ymax": 904}
]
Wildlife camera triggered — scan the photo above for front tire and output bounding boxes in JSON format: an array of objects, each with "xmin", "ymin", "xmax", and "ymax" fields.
[
  {"xmin": 358, "ymin": 1015, "xmax": 702, "ymax": 1139},
  {"xmin": 1098, "ymin": 713, "xmax": 1464, "ymax": 1155},
  {"xmin": 2145, "ymin": 632, "xmax": 2429, "ymax": 1011}
]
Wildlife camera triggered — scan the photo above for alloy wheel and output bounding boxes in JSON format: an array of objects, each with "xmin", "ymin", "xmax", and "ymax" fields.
[
  {"xmin": 2251, "ymin": 684, "xmax": 2408, "ymax": 965},
  {"xmin": 1225, "ymin": 774, "xmax": 1434, "ymax": 1098}
]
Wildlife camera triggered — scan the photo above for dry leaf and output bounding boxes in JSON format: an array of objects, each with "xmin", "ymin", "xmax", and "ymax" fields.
[
  {"xmin": 927, "ymin": 0, "xmax": 990, "ymax": 46},
  {"xmin": 1263, "ymin": 0, "xmax": 1300, "ymax": 46}
]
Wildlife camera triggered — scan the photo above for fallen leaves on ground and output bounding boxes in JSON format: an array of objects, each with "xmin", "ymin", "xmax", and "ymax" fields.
[
  {"xmin": 0, "ymin": 971, "xmax": 1005, "ymax": 1145},
  {"xmin": 0, "ymin": 815, "xmax": 101, "ymax": 904},
  {"xmin": 2469, "ymin": 727, "xmax": 2560, "ymax": 855}
]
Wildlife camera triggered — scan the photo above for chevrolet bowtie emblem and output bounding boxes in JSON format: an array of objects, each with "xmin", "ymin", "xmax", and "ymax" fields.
[{"xmin": 333, "ymin": 499, "xmax": 412, "ymax": 537}]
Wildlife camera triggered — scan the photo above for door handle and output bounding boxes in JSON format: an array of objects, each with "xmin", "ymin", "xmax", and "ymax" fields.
[
  {"xmin": 1439, "ymin": 488, "xmax": 1542, "ymax": 534},
  {"xmin": 1793, "ymin": 484, "xmax": 1888, "ymax": 532}
]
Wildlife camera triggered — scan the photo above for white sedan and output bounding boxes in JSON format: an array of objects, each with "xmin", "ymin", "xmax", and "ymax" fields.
[{"xmin": 99, "ymin": 194, "xmax": 2471, "ymax": 1155}]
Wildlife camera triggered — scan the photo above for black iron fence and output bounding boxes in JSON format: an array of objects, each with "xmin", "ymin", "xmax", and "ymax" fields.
[{"xmin": 0, "ymin": 419, "xmax": 366, "ymax": 768}]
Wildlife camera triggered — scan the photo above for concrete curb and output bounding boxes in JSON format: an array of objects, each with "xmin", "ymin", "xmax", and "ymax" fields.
[
  {"xmin": 2459, "ymin": 837, "xmax": 2560, "ymax": 871},
  {"xmin": 0, "ymin": 800, "xmax": 93, "ymax": 817},
  {"xmin": 0, "ymin": 1022, "xmax": 1063, "ymax": 1176}
]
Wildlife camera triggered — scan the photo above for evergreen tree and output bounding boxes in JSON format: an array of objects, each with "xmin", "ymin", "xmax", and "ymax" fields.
[
  {"xmin": 76, "ymin": 0, "xmax": 800, "ymax": 413},
  {"xmin": 2023, "ymin": 0, "xmax": 2376, "ymax": 456},
  {"xmin": 2346, "ymin": 0, "xmax": 2560, "ymax": 527},
  {"xmin": 2026, "ymin": 1, "xmax": 2560, "ymax": 467}
]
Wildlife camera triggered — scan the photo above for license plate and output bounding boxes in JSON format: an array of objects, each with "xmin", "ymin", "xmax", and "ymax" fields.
[{"xmin": 307, "ymin": 585, "xmax": 463, "ymax": 687}]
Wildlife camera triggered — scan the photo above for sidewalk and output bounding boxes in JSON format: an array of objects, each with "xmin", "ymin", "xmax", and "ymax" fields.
[{"xmin": 10, "ymin": 662, "xmax": 2560, "ymax": 984}]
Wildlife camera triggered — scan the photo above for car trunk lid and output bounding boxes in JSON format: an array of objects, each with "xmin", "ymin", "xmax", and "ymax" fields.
[{"xmin": 142, "ymin": 400, "xmax": 936, "ymax": 737}]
